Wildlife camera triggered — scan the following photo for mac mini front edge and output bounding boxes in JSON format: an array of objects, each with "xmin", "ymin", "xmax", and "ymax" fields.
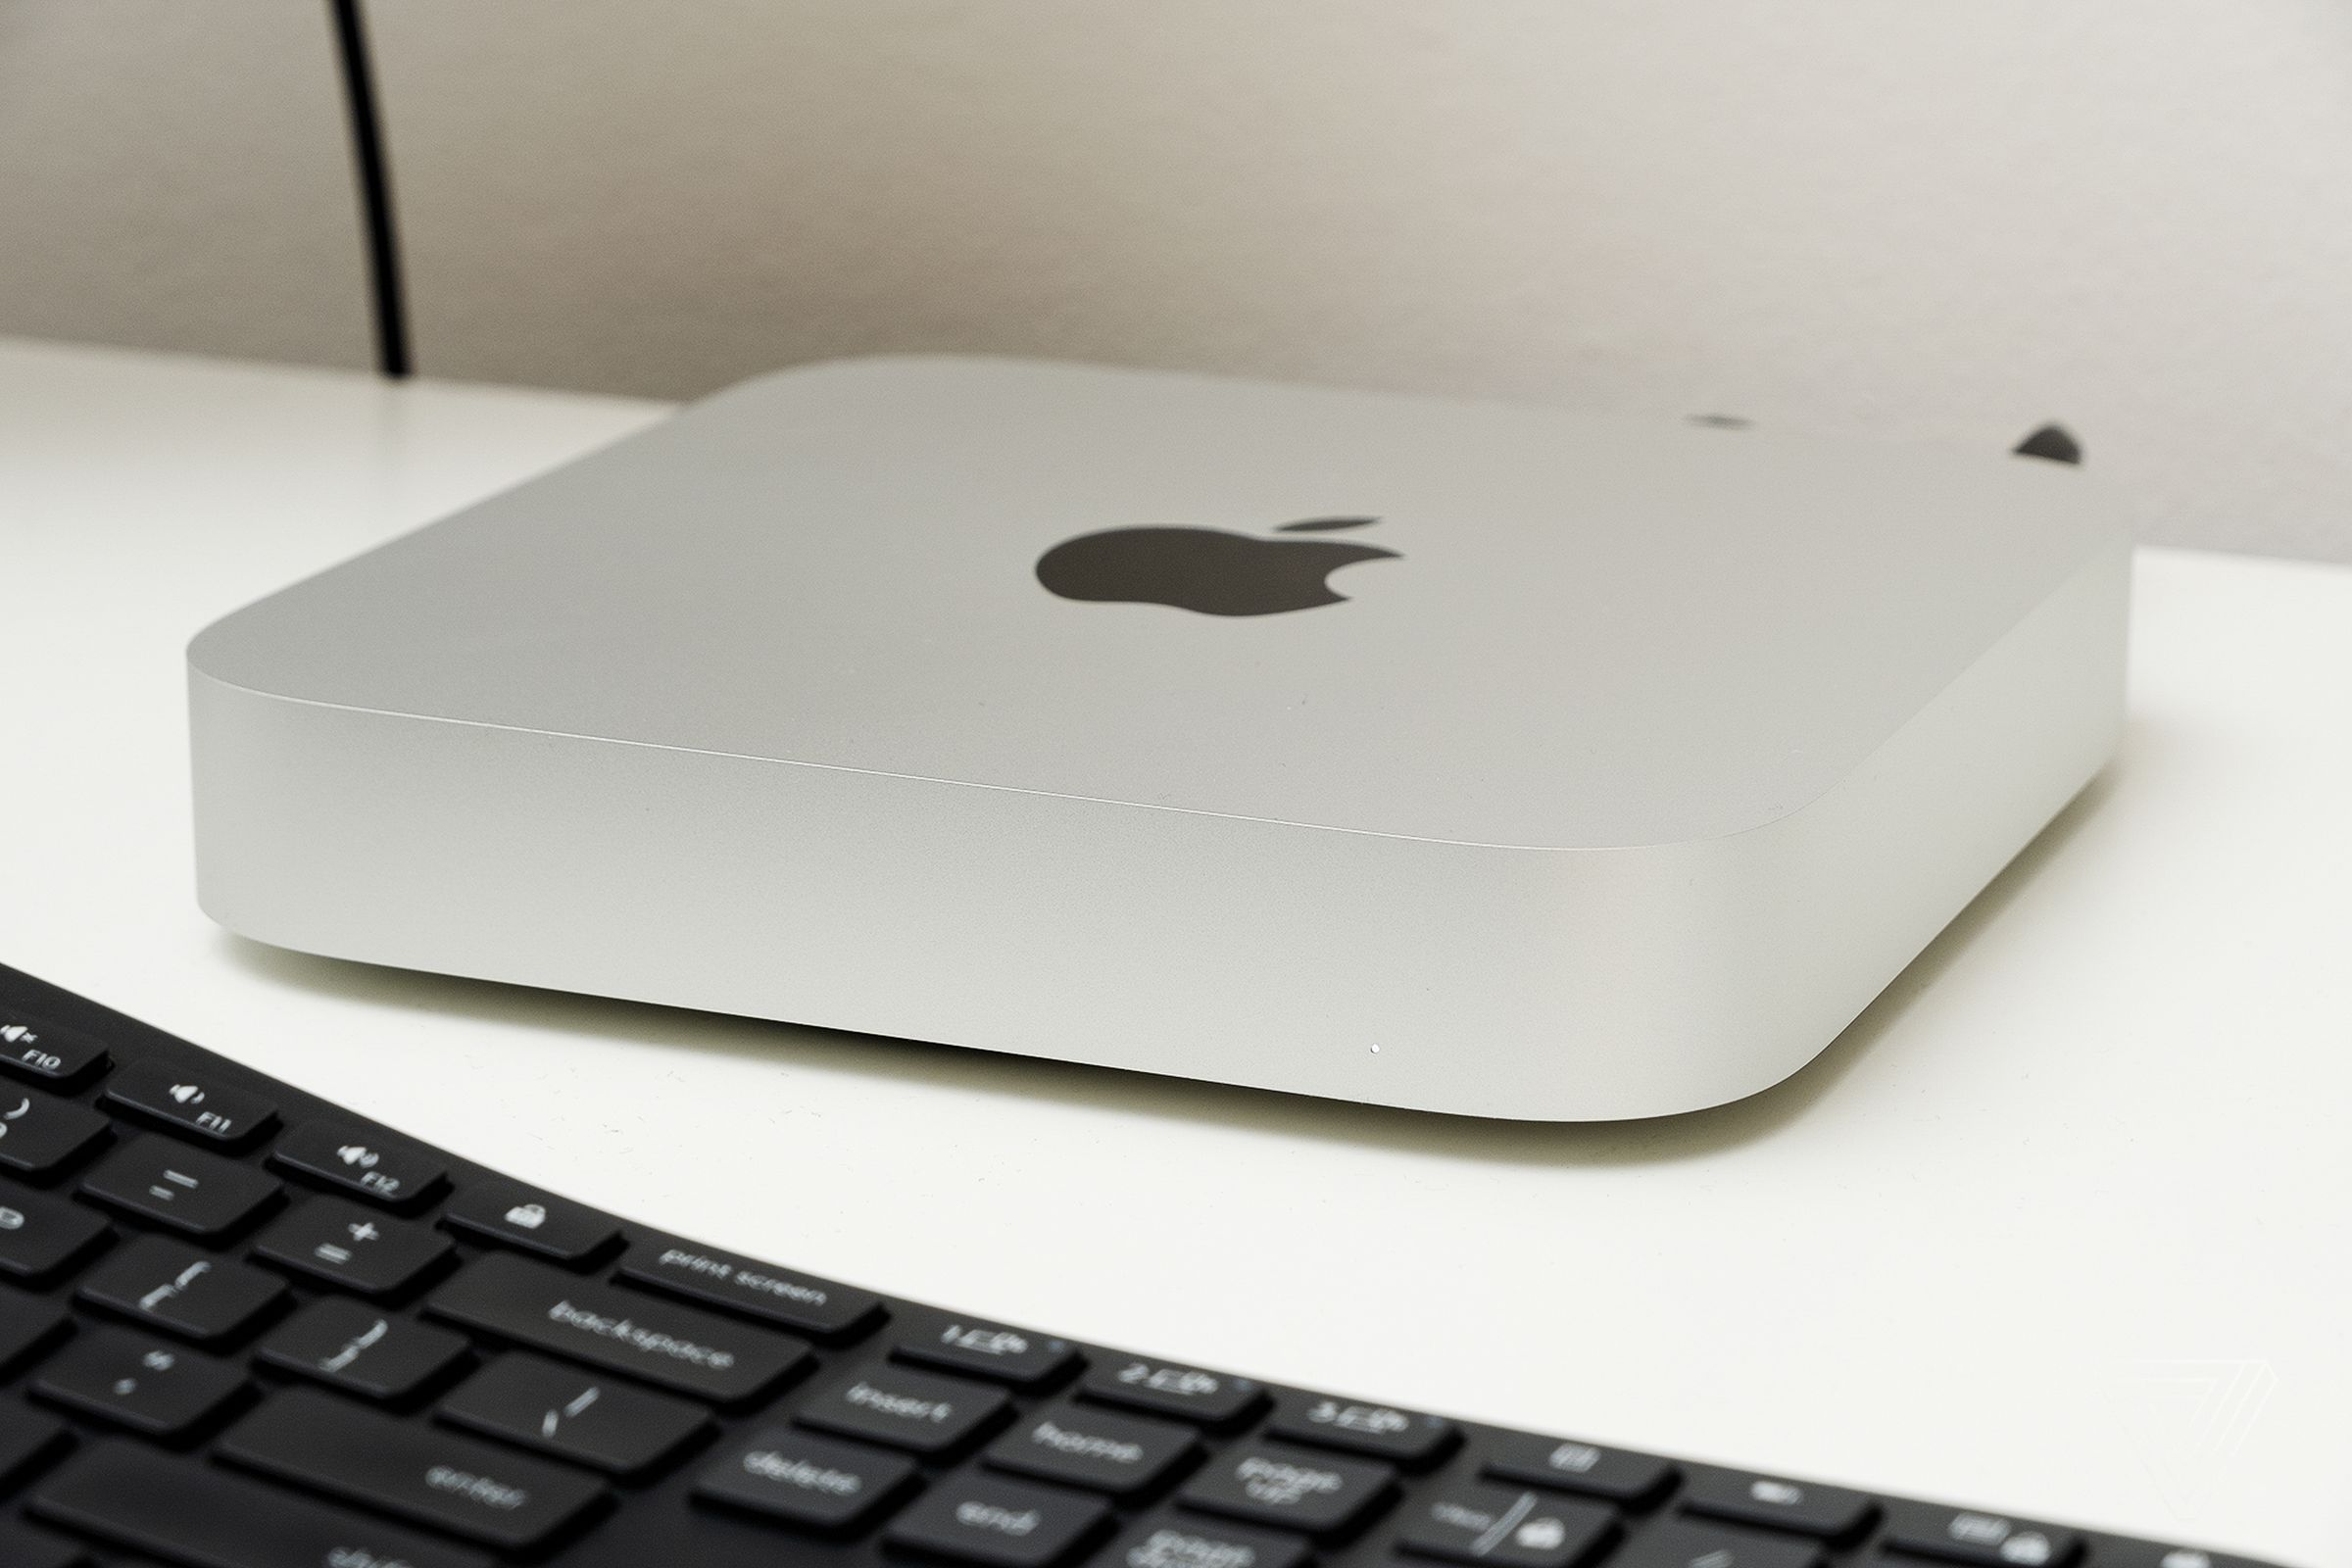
[{"xmin": 189, "ymin": 357, "xmax": 2128, "ymax": 1120}]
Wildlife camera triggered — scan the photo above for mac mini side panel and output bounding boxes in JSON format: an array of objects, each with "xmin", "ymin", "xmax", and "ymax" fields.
[{"xmin": 188, "ymin": 358, "xmax": 2128, "ymax": 1120}]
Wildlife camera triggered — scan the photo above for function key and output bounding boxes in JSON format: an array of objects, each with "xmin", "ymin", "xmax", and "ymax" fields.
[
  {"xmin": 898, "ymin": 1318, "xmax": 1080, "ymax": 1388},
  {"xmin": 886, "ymin": 1468, "xmax": 1112, "ymax": 1568},
  {"xmin": 1483, "ymin": 1433, "xmax": 1676, "ymax": 1505},
  {"xmin": 1395, "ymin": 1482, "xmax": 1618, "ymax": 1568},
  {"xmin": 0, "ymin": 1012, "xmax": 108, "ymax": 1088},
  {"xmin": 983, "ymin": 1401, "xmax": 1200, "ymax": 1497},
  {"xmin": 272, "ymin": 1120, "xmax": 447, "ymax": 1208},
  {"xmin": 31, "ymin": 1324, "xmax": 248, "ymax": 1440},
  {"xmin": 1612, "ymin": 1519, "xmax": 1823, "ymax": 1568},
  {"xmin": 254, "ymin": 1196, "xmax": 454, "ymax": 1297},
  {"xmin": 441, "ymin": 1179, "xmax": 618, "ymax": 1266},
  {"xmin": 1177, "ymin": 1445, "xmax": 1396, "ymax": 1539},
  {"xmin": 0, "ymin": 1181, "xmax": 112, "ymax": 1284},
  {"xmin": 256, "ymin": 1297, "xmax": 469, "ymax": 1403},
  {"xmin": 78, "ymin": 1234, "xmax": 288, "ymax": 1347},
  {"xmin": 620, "ymin": 1239, "xmax": 885, "ymax": 1340},
  {"xmin": 0, "ymin": 1088, "xmax": 110, "ymax": 1180},
  {"xmin": 797, "ymin": 1361, "xmax": 1012, "ymax": 1457},
  {"xmin": 1082, "ymin": 1358, "xmax": 1266, "ymax": 1428},
  {"xmin": 80, "ymin": 1133, "xmax": 281, "ymax": 1238},
  {"xmin": 1683, "ymin": 1471, "xmax": 1875, "ymax": 1542},
  {"xmin": 104, "ymin": 1058, "xmax": 275, "ymax": 1148},
  {"xmin": 696, "ymin": 1425, "xmax": 920, "ymax": 1534},
  {"xmin": 1879, "ymin": 1504, "xmax": 2082, "ymax": 1567},
  {"xmin": 1091, "ymin": 1511, "xmax": 1309, "ymax": 1568},
  {"xmin": 1267, "ymin": 1392, "xmax": 1457, "ymax": 1469}
]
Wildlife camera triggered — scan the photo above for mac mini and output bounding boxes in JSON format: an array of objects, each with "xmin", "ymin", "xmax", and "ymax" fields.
[{"xmin": 188, "ymin": 357, "xmax": 2128, "ymax": 1120}]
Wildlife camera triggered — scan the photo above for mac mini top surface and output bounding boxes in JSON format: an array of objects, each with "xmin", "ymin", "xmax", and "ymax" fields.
[{"xmin": 189, "ymin": 357, "xmax": 2128, "ymax": 1120}]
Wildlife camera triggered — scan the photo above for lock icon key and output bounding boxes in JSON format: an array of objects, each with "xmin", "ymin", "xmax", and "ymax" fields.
[{"xmin": 505, "ymin": 1201, "xmax": 548, "ymax": 1230}]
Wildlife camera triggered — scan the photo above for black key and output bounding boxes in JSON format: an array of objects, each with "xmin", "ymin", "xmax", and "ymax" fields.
[
  {"xmin": 428, "ymin": 1250, "xmax": 808, "ymax": 1404},
  {"xmin": 0, "ymin": 1087, "xmax": 109, "ymax": 1180},
  {"xmin": 887, "ymin": 1469, "xmax": 1112, "ymax": 1568},
  {"xmin": 1483, "ymin": 1433, "xmax": 1677, "ymax": 1504},
  {"xmin": 1879, "ymin": 1504, "xmax": 2083, "ymax": 1567},
  {"xmin": 272, "ymin": 1118, "xmax": 448, "ymax": 1207},
  {"xmin": 900, "ymin": 1317, "xmax": 1080, "ymax": 1388},
  {"xmin": 32, "ymin": 1440, "xmax": 494, "ymax": 1568},
  {"xmin": 1082, "ymin": 1358, "xmax": 1266, "ymax": 1429},
  {"xmin": 79, "ymin": 1133, "xmax": 281, "ymax": 1238},
  {"xmin": 32, "ymin": 1324, "xmax": 248, "ymax": 1438},
  {"xmin": 254, "ymin": 1195, "xmax": 454, "ymax": 1296},
  {"xmin": 1613, "ymin": 1519, "xmax": 1824, "ymax": 1568},
  {"xmin": 1683, "ymin": 1470, "xmax": 1876, "ymax": 1542},
  {"xmin": 798, "ymin": 1361, "xmax": 1012, "ymax": 1457},
  {"xmin": 78, "ymin": 1233, "xmax": 288, "ymax": 1346},
  {"xmin": 104, "ymin": 1056, "xmax": 276, "ymax": 1147},
  {"xmin": 1092, "ymin": 1512, "xmax": 1311, "ymax": 1568},
  {"xmin": 440, "ymin": 1352, "xmax": 710, "ymax": 1477},
  {"xmin": 985, "ymin": 1401, "xmax": 1199, "ymax": 1497},
  {"xmin": 619, "ymin": 1238, "xmax": 885, "ymax": 1339},
  {"xmin": 2092, "ymin": 1545, "xmax": 2267, "ymax": 1568},
  {"xmin": 695, "ymin": 1426, "xmax": 920, "ymax": 1533},
  {"xmin": 0, "ymin": 1399, "xmax": 70, "ymax": 1489},
  {"xmin": 0, "ymin": 1011, "xmax": 109, "ymax": 1088},
  {"xmin": 1396, "ymin": 1483, "xmax": 1617, "ymax": 1568},
  {"xmin": 0, "ymin": 1520, "xmax": 85, "ymax": 1568},
  {"xmin": 1177, "ymin": 1446, "xmax": 1396, "ymax": 1538},
  {"xmin": 1267, "ymin": 1392, "xmax": 1457, "ymax": 1469},
  {"xmin": 256, "ymin": 1295, "xmax": 469, "ymax": 1402},
  {"xmin": 0, "ymin": 1287, "xmax": 72, "ymax": 1376},
  {"xmin": 220, "ymin": 1387, "xmax": 608, "ymax": 1552},
  {"xmin": 0, "ymin": 1181, "xmax": 111, "ymax": 1284},
  {"xmin": 442, "ymin": 1179, "xmax": 619, "ymax": 1265}
]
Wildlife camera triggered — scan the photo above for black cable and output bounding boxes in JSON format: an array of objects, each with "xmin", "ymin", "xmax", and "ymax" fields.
[{"xmin": 329, "ymin": 0, "xmax": 412, "ymax": 378}]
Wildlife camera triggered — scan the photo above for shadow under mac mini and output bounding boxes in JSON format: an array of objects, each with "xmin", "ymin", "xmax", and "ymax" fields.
[{"xmin": 220, "ymin": 760, "xmax": 2118, "ymax": 1172}]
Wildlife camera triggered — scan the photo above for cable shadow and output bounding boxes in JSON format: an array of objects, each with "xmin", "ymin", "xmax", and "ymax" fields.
[{"xmin": 218, "ymin": 763, "xmax": 2118, "ymax": 1171}]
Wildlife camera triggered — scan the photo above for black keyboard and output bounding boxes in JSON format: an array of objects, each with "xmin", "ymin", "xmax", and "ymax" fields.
[{"xmin": 0, "ymin": 964, "xmax": 2281, "ymax": 1568}]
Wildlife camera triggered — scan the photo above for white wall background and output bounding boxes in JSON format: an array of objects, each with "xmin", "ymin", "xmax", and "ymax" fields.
[{"xmin": 6, "ymin": 1, "xmax": 2351, "ymax": 562}]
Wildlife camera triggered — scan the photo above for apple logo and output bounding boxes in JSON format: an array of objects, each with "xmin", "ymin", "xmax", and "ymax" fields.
[{"xmin": 1035, "ymin": 516, "xmax": 1399, "ymax": 617}]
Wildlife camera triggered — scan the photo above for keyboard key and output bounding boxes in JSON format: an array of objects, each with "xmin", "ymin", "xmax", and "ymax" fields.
[
  {"xmin": 1483, "ymin": 1433, "xmax": 1677, "ymax": 1504},
  {"xmin": 1396, "ymin": 1483, "xmax": 1617, "ymax": 1568},
  {"xmin": 1684, "ymin": 1470, "xmax": 1876, "ymax": 1541},
  {"xmin": 2090, "ymin": 1545, "xmax": 2268, "ymax": 1568},
  {"xmin": 104, "ymin": 1056, "xmax": 276, "ymax": 1148},
  {"xmin": 1082, "ymin": 1358, "xmax": 1266, "ymax": 1428},
  {"xmin": 254, "ymin": 1194, "xmax": 454, "ymax": 1296},
  {"xmin": 78, "ymin": 1233, "xmax": 288, "ymax": 1346},
  {"xmin": 887, "ymin": 1469, "xmax": 1113, "ymax": 1568},
  {"xmin": 0, "ymin": 1520, "xmax": 86, "ymax": 1568},
  {"xmin": 695, "ymin": 1426, "xmax": 920, "ymax": 1533},
  {"xmin": 272, "ymin": 1118, "xmax": 447, "ymax": 1207},
  {"xmin": 0, "ymin": 1087, "xmax": 109, "ymax": 1179},
  {"xmin": 79, "ymin": 1133, "xmax": 281, "ymax": 1238},
  {"xmin": 1178, "ymin": 1446, "xmax": 1396, "ymax": 1538},
  {"xmin": 900, "ymin": 1317, "xmax": 1081, "ymax": 1388},
  {"xmin": 0, "ymin": 1398, "xmax": 70, "ymax": 1489},
  {"xmin": 1267, "ymin": 1392, "xmax": 1458, "ymax": 1469},
  {"xmin": 256, "ymin": 1296, "xmax": 469, "ymax": 1402},
  {"xmin": 619, "ymin": 1238, "xmax": 886, "ymax": 1339},
  {"xmin": 1879, "ymin": 1504, "xmax": 2083, "ymax": 1567},
  {"xmin": 220, "ymin": 1387, "xmax": 609, "ymax": 1552},
  {"xmin": 440, "ymin": 1351, "xmax": 710, "ymax": 1477},
  {"xmin": 32, "ymin": 1324, "xmax": 248, "ymax": 1439},
  {"xmin": 985, "ymin": 1401, "xmax": 1200, "ymax": 1497},
  {"xmin": 0, "ymin": 1180, "xmax": 111, "ymax": 1284},
  {"xmin": 798, "ymin": 1361, "xmax": 1013, "ymax": 1456},
  {"xmin": 1613, "ymin": 1519, "xmax": 1824, "ymax": 1568},
  {"xmin": 31, "ymin": 1441, "xmax": 494, "ymax": 1568},
  {"xmin": 442, "ymin": 1179, "xmax": 619, "ymax": 1265},
  {"xmin": 1092, "ymin": 1512, "xmax": 1310, "ymax": 1568},
  {"xmin": 0, "ymin": 1287, "xmax": 72, "ymax": 1376},
  {"xmin": 428, "ymin": 1250, "xmax": 809, "ymax": 1404},
  {"xmin": 0, "ymin": 1010, "xmax": 109, "ymax": 1088}
]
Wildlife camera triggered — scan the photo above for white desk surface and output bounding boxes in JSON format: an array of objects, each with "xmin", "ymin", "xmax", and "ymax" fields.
[{"xmin": 3, "ymin": 337, "xmax": 2346, "ymax": 1567}]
